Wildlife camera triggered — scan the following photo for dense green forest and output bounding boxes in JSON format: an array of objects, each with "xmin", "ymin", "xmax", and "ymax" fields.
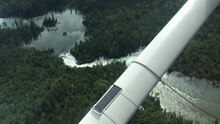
[
  {"xmin": 0, "ymin": 22, "xmax": 43, "ymax": 46},
  {"xmin": 1, "ymin": 0, "xmax": 219, "ymax": 86},
  {"xmin": 0, "ymin": 0, "xmax": 219, "ymax": 123},
  {"xmin": 70, "ymin": 0, "xmax": 220, "ymax": 85},
  {"xmin": 0, "ymin": 25, "xmax": 192, "ymax": 123},
  {"xmin": 0, "ymin": 0, "xmax": 70, "ymax": 18},
  {"xmin": 70, "ymin": 0, "xmax": 186, "ymax": 64}
]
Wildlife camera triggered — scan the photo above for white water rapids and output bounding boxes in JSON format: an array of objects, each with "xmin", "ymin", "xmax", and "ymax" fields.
[
  {"xmin": 1, "ymin": 10, "xmax": 219, "ymax": 124},
  {"xmin": 59, "ymin": 50, "xmax": 220, "ymax": 124}
]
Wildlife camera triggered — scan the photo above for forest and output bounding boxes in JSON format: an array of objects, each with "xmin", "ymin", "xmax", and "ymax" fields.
[
  {"xmin": 170, "ymin": 7, "xmax": 220, "ymax": 87},
  {"xmin": 70, "ymin": 0, "xmax": 186, "ymax": 64},
  {"xmin": 0, "ymin": 0, "xmax": 219, "ymax": 123},
  {"xmin": 0, "ymin": 25, "xmax": 192, "ymax": 123},
  {"xmin": 0, "ymin": 0, "xmax": 70, "ymax": 18},
  {"xmin": 70, "ymin": 0, "xmax": 220, "ymax": 86}
]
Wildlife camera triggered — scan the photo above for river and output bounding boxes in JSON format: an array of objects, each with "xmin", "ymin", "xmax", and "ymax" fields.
[
  {"xmin": 0, "ymin": 9, "xmax": 85, "ymax": 54},
  {"xmin": 154, "ymin": 73, "xmax": 220, "ymax": 123},
  {"xmin": 1, "ymin": 10, "xmax": 219, "ymax": 124},
  {"xmin": 61, "ymin": 50, "xmax": 220, "ymax": 124},
  {"xmin": 60, "ymin": 50, "xmax": 220, "ymax": 124}
]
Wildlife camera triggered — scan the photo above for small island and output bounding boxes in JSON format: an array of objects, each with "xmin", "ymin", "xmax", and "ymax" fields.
[
  {"xmin": 0, "ymin": 0, "xmax": 219, "ymax": 123},
  {"xmin": 42, "ymin": 14, "xmax": 58, "ymax": 29}
]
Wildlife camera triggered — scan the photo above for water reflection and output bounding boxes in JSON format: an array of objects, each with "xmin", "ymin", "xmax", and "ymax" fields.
[
  {"xmin": 0, "ymin": 9, "xmax": 85, "ymax": 54},
  {"xmin": 0, "ymin": 18, "xmax": 28, "ymax": 29},
  {"xmin": 28, "ymin": 10, "xmax": 85, "ymax": 54}
]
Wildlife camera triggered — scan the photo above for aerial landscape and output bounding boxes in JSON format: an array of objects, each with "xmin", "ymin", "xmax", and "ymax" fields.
[{"xmin": 0, "ymin": 0, "xmax": 219, "ymax": 123}]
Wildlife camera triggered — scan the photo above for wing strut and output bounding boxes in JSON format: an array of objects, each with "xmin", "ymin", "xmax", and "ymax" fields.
[{"xmin": 79, "ymin": 0, "xmax": 220, "ymax": 123}]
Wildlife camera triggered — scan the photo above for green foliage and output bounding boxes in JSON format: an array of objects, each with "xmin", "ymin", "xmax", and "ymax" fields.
[
  {"xmin": 70, "ymin": 0, "xmax": 186, "ymax": 64},
  {"xmin": 0, "ymin": 0, "xmax": 215, "ymax": 123},
  {"xmin": 0, "ymin": 0, "xmax": 69, "ymax": 18},
  {"xmin": 70, "ymin": 0, "xmax": 220, "ymax": 86},
  {"xmin": 170, "ymin": 6, "xmax": 220, "ymax": 86},
  {"xmin": 0, "ymin": 44, "xmax": 126, "ymax": 123},
  {"xmin": 0, "ymin": 16, "xmax": 192, "ymax": 123},
  {"xmin": 0, "ymin": 21, "xmax": 43, "ymax": 46}
]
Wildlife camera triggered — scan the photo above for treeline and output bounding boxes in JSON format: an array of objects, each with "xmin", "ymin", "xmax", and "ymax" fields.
[
  {"xmin": 129, "ymin": 97, "xmax": 192, "ymax": 124},
  {"xmin": 0, "ymin": 17, "xmax": 192, "ymax": 123},
  {"xmin": 0, "ymin": 45, "xmax": 125, "ymax": 123},
  {"xmin": 70, "ymin": 0, "xmax": 220, "ymax": 86},
  {"xmin": 70, "ymin": 0, "xmax": 186, "ymax": 64},
  {"xmin": 0, "ymin": 21, "xmax": 43, "ymax": 46},
  {"xmin": 170, "ymin": 6, "xmax": 220, "ymax": 87},
  {"xmin": 43, "ymin": 15, "xmax": 58, "ymax": 27},
  {"xmin": 0, "ymin": 0, "xmax": 69, "ymax": 18},
  {"xmin": 1, "ymin": 0, "xmax": 219, "ymax": 87},
  {"xmin": 0, "ymin": 25, "xmax": 124, "ymax": 123}
]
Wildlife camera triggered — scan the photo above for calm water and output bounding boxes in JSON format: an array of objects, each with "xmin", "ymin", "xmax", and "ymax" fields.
[
  {"xmin": 0, "ymin": 9, "xmax": 85, "ymax": 54},
  {"xmin": 1, "ymin": 10, "xmax": 219, "ymax": 123},
  {"xmin": 29, "ymin": 10, "xmax": 85, "ymax": 54}
]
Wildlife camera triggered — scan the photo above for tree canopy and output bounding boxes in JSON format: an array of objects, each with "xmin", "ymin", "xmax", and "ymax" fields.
[
  {"xmin": 0, "ymin": 0, "xmax": 219, "ymax": 123},
  {"xmin": 0, "ymin": 27, "xmax": 192, "ymax": 123}
]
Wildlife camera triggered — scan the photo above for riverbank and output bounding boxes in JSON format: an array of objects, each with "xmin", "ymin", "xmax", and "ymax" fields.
[
  {"xmin": 25, "ymin": 9, "xmax": 85, "ymax": 55},
  {"xmin": 71, "ymin": 0, "xmax": 220, "ymax": 86},
  {"xmin": 170, "ymin": 6, "xmax": 220, "ymax": 87},
  {"xmin": 69, "ymin": 0, "xmax": 220, "ymax": 86},
  {"xmin": 70, "ymin": 0, "xmax": 186, "ymax": 64},
  {"xmin": 1, "ymin": 0, "xmax": 219, "ymax": 87},
  {"xmin": 0, "ymin": 8, "xmax": 192, "ymax": 124},
  {"xmin": 0, "ymin": 0, "xmax": 219, "ymax": 123},
  {"xmin": 60, "ymin": 49, "xmax": 220, "ymax": 123},
  {"xmin": 155, "ymin": 72, "xmax": 220, "ymax": 123},
  {"xmin": 0, "ymin": 0, "xmax": 70, "ymax": 18}
]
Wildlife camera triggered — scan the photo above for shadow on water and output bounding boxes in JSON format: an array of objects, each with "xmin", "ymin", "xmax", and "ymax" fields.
[{"xmin": 0, "ymin": 9, "xmax": 85, "ymax": 54}]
